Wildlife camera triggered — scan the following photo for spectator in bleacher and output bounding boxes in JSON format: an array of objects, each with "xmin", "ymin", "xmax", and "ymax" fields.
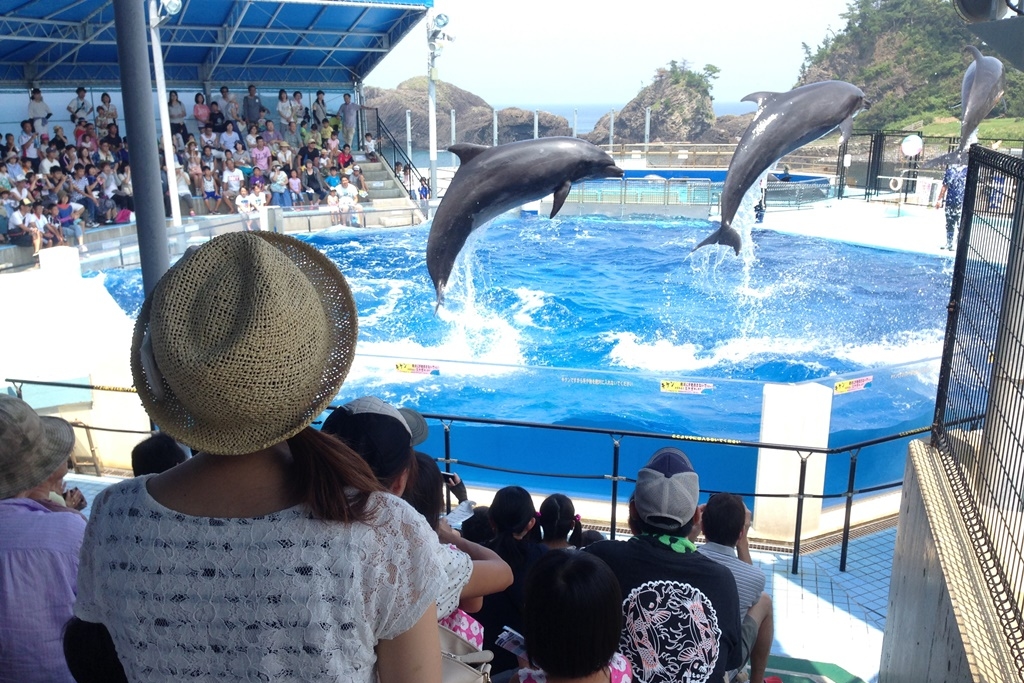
[
  {"xmin": 291, "ymin": 90, "xmax": 308, "ymax": 127},
  {"xmin": 276, "ymin": 89, "xmax": 295, "ymax": 130},
  {"xmin": 337, "ymin": 93, "xmax": 365, "ymax": 147},
  {"xmin": 460, "ymin": 505, "xmax": 493, "ymax": 545},
  {"xmin": 288, "ymin": 168, "xmax": 303, "ymax": 206},
  {"xmin": 0, "ymin": 394, "xmax": 81, "ymax": 683},
  {"xmin": 221, "ymin": 158, "xmax": 244, "ymax": 213},
  {"xmin": 192, "ymin": 92, "xmax": 210, "ymax": 131},
  {"xmin": 6, "ymin": 151, "xmax": 23, "ymax": 180},
  {"xmin": 69, "ymin": 163, "xmax": 98, "ymax": 227},
  {"xmin": 283, "ymin": 120, "xmax": 302, "ymax": 151},
  {"xmin": 59, "ymin": 145, "xmax": 76, "ymax": 171},
  {"xmin": 199, "ymin": 124, "xmax": 218, "ymax": 152},
  {"xmin": 167, "ymin": 91, "xmax": 187, "ymax": 146},
  {"xmin": 696, "ymin": 493, "xmax": 774, "ymax": 683},
  {"xmin": 72, "ymin": 118, "xmax": 88, "ymax": 146},
  {"xmin": 586, "ymin": 448, "xmax": 742, "ymax": 683},
  {"xmin": 0, "ymin": 162, "xmax": 13, "ymax": 193},
  {"xmin": 250, "ymin": 136, "xmax": 272, "ymax": 173},
  {"xmin": 39, "ymin": 147, "xmax": 60, "ymax": 177},
  {"xmin": 263, "ymin": 120, "xmax": 282, "ymax": 148},
  {"xmin": 200, "ymin": 165, "xmax": 224, "ymax": 214},
  {"xmin": 7, "ymin": 197, "xmax": 41, "ymax": 252},
  {"xmin": 311, "ymin": 91, "xmax": 329, "ymax": 128},
  {"xmin": 100, "ymin": 123, "xmax": 122, "ymax": 152},
  {"xmin": 92, "ymin": 140, "xmax": 115, "ymax": 167},
  {"xmin": 539, "ymin": 493, "xmax": 584, "ymax": 551},
  {"xmin": 96, "ymin": 93, "xmax": 117, "ymax": 132},
  {"xmin": 298, "ymin": 138, "xmax": 320, "ymax": 169},
  {"xmin": 216, "ymin": 85, "xmax": 240, "ymax": 127},
  {"xmin": 241, "ymin": 83, "xmax": 264, "ymax": 127},
  {"xmin": 66, "ymin": 86, "xmax": 92, "ymax": 125},
  {"xmin": 27, "ymin": 88, "xmax": 52, "ymax": 140},
  {"xmin": 338, "ymin": 143, "xmax": 353, "ymax": 171},
  {"xmin": 173, "ymin": 163, "xmax": 196, "ymax": 217},
  {"xmin": 231, "ymin": 140, "xmax": 252, "ymax": 176},
  {"xmin": 51, "ymin": 126, "xmax": 68, "ymax": 151},
  {"xmin": 476, "ymin": 485, "xmax": 548, "ymax": 676},
  {"xmin": 268, "ymin": 162, "xmax": 291, "ymax": 208},
  {"xmin": 114, "ymin": 162, "xmax": 133, "ymax": 212},
  {"xmin": 249, "ymin": 166, "xmax": 269, "ymax": 204},
  {"xmin": 55, "ymin": 193, "xmax": 86, "ymax": 251},
  {"xmin": 32, "ymin": 201, "xmax": 61, "ymax": 248},
  {"xmin": 18, "ymin": 119, "xmax": 40, "ymax": 171},
  {"xmin": 207, "ymin": 100, "xmax": 226, "ymax": 135},
  {"xmin": 301, "ymin": 158, "xmax": 326, "ymax": 207},
  {"xmin": 219, "ymin": 121, "xmax": 241, "ymax": 153},
  {"xmin": 131, "ymin": 433, "xmax": 188, "ymax": 477},
  {"xmin": 186, "ymin": 143, "xmax": 203, "ymax": 194},
  {"xmin": 337, "ymin": 174, "xmax": 363, "ymax": 227},
  {"xmin": 68, "ymin": 231, "xmax": 445, "ymax": 683},
  {"xmin": 276, "ymin": 140, "xmax": 294, "ymax": 173},
  {"xmin": 518, "ymin": 550, "xmax": 633, "ymax": 683}
]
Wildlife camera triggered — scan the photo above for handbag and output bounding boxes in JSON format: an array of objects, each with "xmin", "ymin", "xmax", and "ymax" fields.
[{"xmin": 440, "ymin": 624, "xmax": 493, "ymax": 683}]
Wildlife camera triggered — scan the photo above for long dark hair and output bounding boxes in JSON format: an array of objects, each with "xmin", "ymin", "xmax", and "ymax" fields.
[
  {"xmin": 539, "ymin": 493, "xmax": 583, "ymax": 548},
  {"xmin": 488, "ymin": 486, "xmax": 541, "ymax": 572},
  {"xmin": 403, "ymin": 451, "xmax": 443, "ymax": 530},
  {"xmin": 523, "ymin": 551, "xmax": 622, "ymax": 679},
  {"xmin": 287, "ymin": 427, "xmax": 383, "ymax": 522}
]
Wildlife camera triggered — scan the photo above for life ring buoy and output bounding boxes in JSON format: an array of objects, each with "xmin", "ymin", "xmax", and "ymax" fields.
[{"xmin": 889, "ymin": 176, "xmax": 903, "ymax": 192}]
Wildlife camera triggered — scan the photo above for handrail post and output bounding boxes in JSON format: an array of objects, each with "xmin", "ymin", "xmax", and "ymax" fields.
[
  {"xmin": 610, "ymin": 436, "xmax": 621, "ymax": 540},
  {"xmin": 444, "ymin": 421, "xmax": 453, "ymax": 514},
  {"xmin": 791, "ymin": 451, "xmax": 810, "ymax": 574},
  {"xmin": 839, "ymin": 448, "xmax": 860, "ymax": 572}
]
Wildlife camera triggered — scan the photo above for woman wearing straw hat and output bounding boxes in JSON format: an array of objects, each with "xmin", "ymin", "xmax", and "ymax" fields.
[{"xmin": 69, "ymin": 232, "xmax": 445, "ymax": 682}]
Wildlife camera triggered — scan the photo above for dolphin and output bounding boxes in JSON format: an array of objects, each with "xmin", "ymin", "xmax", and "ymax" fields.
[
  {"xmin": 693, "ymin": 80, "xmax": 868, "ymax": 254},
  {"xmin": 926, "ymin": 46, "xmax": 1004, "ymax": 168},
  {"xmin": 426, "ymin": 137, "xmax": 623, "ymax": 306}
]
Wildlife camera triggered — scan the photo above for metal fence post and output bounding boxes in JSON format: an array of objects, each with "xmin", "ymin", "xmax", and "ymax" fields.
[
  {"xmin": 610, "ymin": 436, "xmax": 621, "ymax": 540},
  {"xmin": 791, "ymin": 451, "xmax": 810, "ymax": 574},
  {"xmin": 443, "ymin": 421, "xmax": 453, "ymax": 514},
  {"xmin": 839, "ymin": 448, "xmax": 860, "ymax": 572}
]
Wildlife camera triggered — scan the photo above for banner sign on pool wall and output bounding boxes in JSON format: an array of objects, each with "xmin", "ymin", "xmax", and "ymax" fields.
[
  {"xmin": 834, "ymin": 376, "xmax": 872, "ymax": 395},
  {"xmin": 396, "ymin": 362, "xmax": 440, "ymax": 376},
  {"xmin": 660, "ymin": 380, "xmax": 715, "ymax": 395}
]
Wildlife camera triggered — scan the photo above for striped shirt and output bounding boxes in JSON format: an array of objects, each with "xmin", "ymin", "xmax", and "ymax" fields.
[{"xmin": 697, "ymin": 541, "xmax": 765, "ymax": 615}]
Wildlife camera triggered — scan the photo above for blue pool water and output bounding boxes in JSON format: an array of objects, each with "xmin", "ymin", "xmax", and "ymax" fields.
[{"xmin": 97, "ymin": 213, "xmax": 951, "ymax": 503}]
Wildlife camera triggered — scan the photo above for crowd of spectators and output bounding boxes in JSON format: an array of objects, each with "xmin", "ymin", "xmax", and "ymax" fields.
[
  {"xmin": 0, "ymin": 84, "xmax": 396, "ymax": 251},
  {"xmin": 0, "ymin": 231, "xmax": 775, "ymax": 683}
]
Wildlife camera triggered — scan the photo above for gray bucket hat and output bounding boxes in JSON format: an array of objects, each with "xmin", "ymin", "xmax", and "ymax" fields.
[{"xmin": 0, "ymin": 394, "xmax": 75, "ymax": 499}]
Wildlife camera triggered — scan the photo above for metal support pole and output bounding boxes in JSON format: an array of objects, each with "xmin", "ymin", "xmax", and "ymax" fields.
[
  {"xmin": 443, "ymin": 421, "xmax": 453, "ymax": 514},
  {"xmin": 644, "ymin": 107, "xmax": 651, "ymax": 155},
  {"xmin": 573, "ymin": 109, "xmax": 578, "ymax": 138},
  {"xmin": 427, "ymin": 34, "xmax": 438, "ymax": 198},
  {"xmin": 114, "ymin": 0, "xmax": 168, "ymax": 296},
  {"xmin": 492, "ymin": 109, "xmax": 498, "ymax": 146},
  {"xmin": 533, "ymin": 110, "xmax": 539, "ymax": 140},
  {"xmin": 149, "ymin": 0, "xmax": 181, "ymax": 229},
  {"xmin": 450, "ymin": 108, "xmax": 456, "ymax": 167},
  {"xmin": 791, "ymin": 452, "xmax": 809, "ymax": 574},
  {"xmin": 610, "ymin": 436, "xmax": 621, "ymax": 540},
  {"xmin": 609, "ymin": 110, "xmax": 615, "ymax": 151},
  {"xmin": 405, "ymin": 109, "xmax": 412, "ymax": 160},
  {"xmin": 839, "ymin": 449, "xmax": 860, "ymax": 572}
]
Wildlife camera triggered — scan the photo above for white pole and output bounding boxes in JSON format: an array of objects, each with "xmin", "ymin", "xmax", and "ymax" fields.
[
  {"xmin": 573, "ymin": 108, "xmax": 578, "ymax": 138},
  {"xmin": 405, "ymin": 109, "xmax": 412, "ymax": 160},
  {"xmin": 492, "ymin": 109, "xmax": 498, "ymax": 146},
  {"xmin": 428, "ymin": 62, "xmax": 437, "ymax": 194},
  {"xmin": 149, "ymin": 0, "xmax": 181, "ymax": 227},
  {"xmin": 609, "ymin": 110, "xmax": 615, "ymax": 152},
  {"xmin": 534, "ymin": 110, "xmax": 539, "ymax": 139},
  {"xmin": 644, "ymin": 107, "xmax": 651, "ymax": 154},
  {"xmin": 450, "ymin": 108, "xmax": 456, "ymax": 166}
]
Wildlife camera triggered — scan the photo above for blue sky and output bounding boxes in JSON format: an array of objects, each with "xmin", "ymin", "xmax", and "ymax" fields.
[{"xmin": 365, "ymin": 0, "xmax": 854, "ymax": 106}]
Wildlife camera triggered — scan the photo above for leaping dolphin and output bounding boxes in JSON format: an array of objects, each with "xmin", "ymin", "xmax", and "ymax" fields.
[
  {"xmin": 426, "ymin": 137, "xmax": 623, "ymax": 306},
  {"xmin": 926, "ymin": 46, "xmax": 1004, "ymax": 168},
  {"xmin": 693, "ymin": 80, "xmax": 869, "ymax": 254}
]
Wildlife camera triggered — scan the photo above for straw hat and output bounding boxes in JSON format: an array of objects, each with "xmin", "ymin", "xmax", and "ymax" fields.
[
  {"xmin": 130, "ymin": 232, "xmax": 358, "ymax": 455},
  {"xmin": 0, "ymin": 394, "xmax": 75, "ymax": 499}
]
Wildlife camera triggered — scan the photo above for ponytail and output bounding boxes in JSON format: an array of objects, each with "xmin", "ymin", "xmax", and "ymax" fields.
[
  {"xmin": 539, "ymin": 493, "xmax": 582, "ymax": 547},
  {"xmin": 287, "ymin": 427, "xmax": 383, "ymax": 522},
  {"xmin": 488, "ymin": 486, "xmax": 539, "ymax": 572},
  {"xmin": 569, "ymin": 515, "xmax": 583, "ymax": 549}
]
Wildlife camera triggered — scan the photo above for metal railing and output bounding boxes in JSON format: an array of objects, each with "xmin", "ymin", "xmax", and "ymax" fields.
[
  {"xmin": 7, "ymin": 375, "xmax": 925, "ymax": 574},
  {"xmin": 562, "ymin": 177, "xmax": 836, "ymax": 211},
  {"xmin": 931, "ymin": 144, "xmax": 1024, "ymax": 676}
]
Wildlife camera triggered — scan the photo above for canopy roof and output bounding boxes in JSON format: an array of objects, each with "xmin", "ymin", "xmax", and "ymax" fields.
[{"xmin": 0, "ymin": 0, "xmax": 430, "ymax": 90}]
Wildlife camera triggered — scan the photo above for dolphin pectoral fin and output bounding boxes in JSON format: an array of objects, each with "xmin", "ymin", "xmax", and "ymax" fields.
[
  {"xmin": 448, "ymin": 143, "xmax": 490, "ymax": 165},
  {"xmin": 550, "ymin": 180, "xmax": 572, "ymax": 218},
  {"xmin": 692, "ymin": 223, "xmax": 742, "ymax": 255},
  {"xmin": 838, "ymin": 116, "xmax": 854, "ymax": 146}
]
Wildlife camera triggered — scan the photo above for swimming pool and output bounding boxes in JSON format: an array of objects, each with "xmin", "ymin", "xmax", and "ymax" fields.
[{"xmin": 97, "ymin": 211, "xmax": 950, "ymax": 502}]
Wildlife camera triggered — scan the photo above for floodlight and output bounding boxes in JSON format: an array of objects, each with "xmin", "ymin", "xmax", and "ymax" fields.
[
  {"xmin": 953, "ymin": 0, "xmax": 1011, "ymax": 23},
  {"xmin": 433, "ymin": 13, "xmax": 449, "ymax": 28},
  {"xmin": 160, "ymin": 0, "xmax": 183, "ymax": 16}
]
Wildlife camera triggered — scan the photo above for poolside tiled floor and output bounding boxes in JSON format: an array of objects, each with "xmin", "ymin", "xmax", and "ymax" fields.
[{"xmin": 65, "ymin": 473, "xmax": 895, "ymax": 683}]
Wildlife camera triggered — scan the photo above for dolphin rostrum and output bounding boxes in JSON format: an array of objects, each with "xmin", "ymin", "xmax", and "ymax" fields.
[
  {"xmin": 693, "ymin": 80, "xmax": 868, "ymax": 254},
  {"xmin": 926, "ymin": 46, "xmax": 1004, "ymax": 169},
  {"xmin": 426, "ymin": 137, "xmax": 623, "ymax": 306}
]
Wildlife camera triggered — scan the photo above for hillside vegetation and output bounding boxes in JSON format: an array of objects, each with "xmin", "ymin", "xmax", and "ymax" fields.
[{"xmin": 800, "ymin": 0, "xmax": 1024, "ymax": 135}]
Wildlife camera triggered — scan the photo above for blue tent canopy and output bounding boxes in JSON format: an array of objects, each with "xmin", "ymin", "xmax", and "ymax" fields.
[{"xmin": 0, "ymin": 0, "xmax": 431, "ymax": 89}]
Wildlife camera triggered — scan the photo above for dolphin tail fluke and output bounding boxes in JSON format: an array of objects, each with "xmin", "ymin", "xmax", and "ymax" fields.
[{"xmin": 692, "ymin": 223, "xmax": 742, "ymax": 255}]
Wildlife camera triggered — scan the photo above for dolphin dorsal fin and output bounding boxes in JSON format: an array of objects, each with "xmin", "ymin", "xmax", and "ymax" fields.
[
  {"xmin": 964, "ymin": 45, "xmax": 984, "ymax": 63},
  {"xmin": 741, "ymin": 91, "xmax": 778, "ymax": 110},
  {"xmin": 448, "ymin": 143, "xmax": 490, "ymax": 165}
]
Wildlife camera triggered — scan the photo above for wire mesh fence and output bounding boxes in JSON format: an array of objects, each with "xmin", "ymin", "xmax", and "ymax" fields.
[{"xmin": 932, "ymin": 144, "xmax": 1024, "ymax": 676}]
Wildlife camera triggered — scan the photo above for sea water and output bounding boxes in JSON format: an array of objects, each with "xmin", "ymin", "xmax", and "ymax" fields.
[{"xmin": 96, "ymin": 213, "xmax": 950, "ymax": 500}]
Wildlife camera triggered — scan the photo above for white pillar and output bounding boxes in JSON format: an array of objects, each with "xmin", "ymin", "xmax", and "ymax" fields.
[{"xmin": 753, "ymin": 383, "xmax": 833, "ymax": 541}]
